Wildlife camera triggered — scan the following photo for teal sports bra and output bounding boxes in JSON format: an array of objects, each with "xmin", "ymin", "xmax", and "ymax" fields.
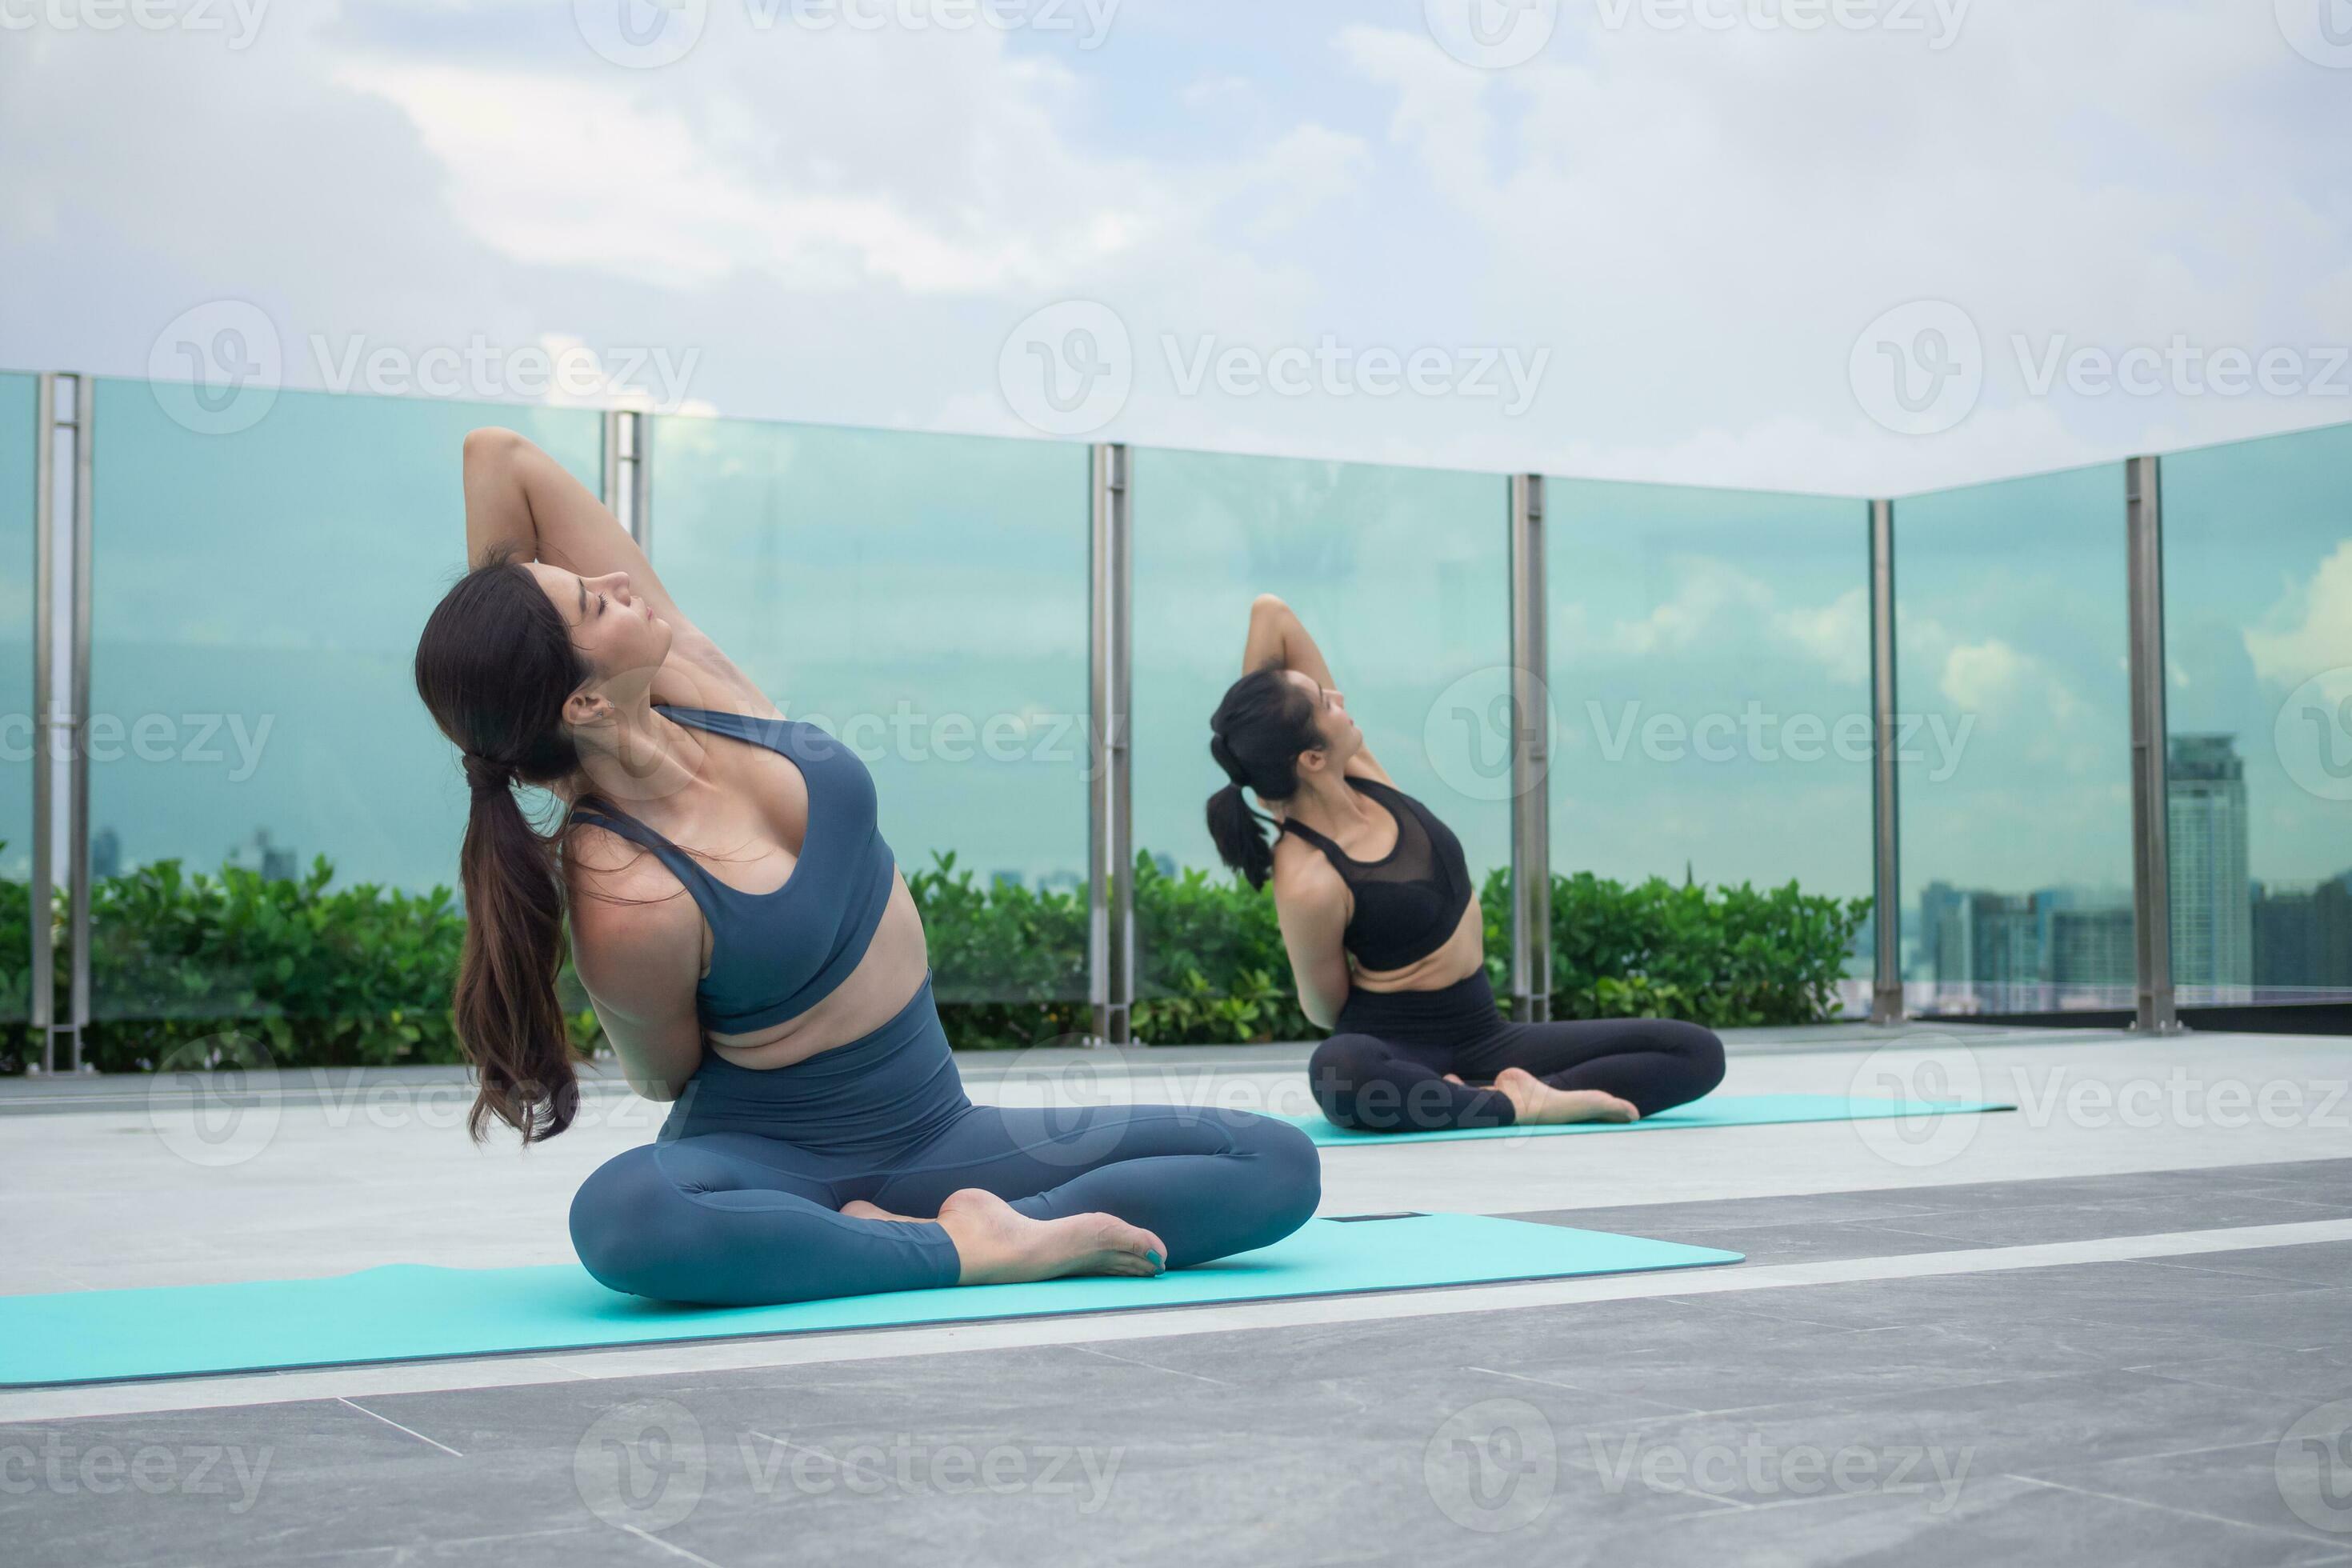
[{"xmin": 570, "ymin": 706, "xmax": 897, "ymax": 1035}]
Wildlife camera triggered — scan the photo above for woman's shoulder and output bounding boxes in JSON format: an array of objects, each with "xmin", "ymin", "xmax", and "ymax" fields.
[{"xmin": 1270, "ymin": 830, "xmax": 1347, "ymax": 902}]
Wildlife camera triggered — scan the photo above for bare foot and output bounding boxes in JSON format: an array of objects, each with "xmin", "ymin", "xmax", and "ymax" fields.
[
  {"xmin": 934, "ymin": 1189, "xmax": 1166, "ymax": 1286},
  {"xmin": 840, "ymin": 1199, "xmax": 930, "ymax": 1224},
  {"xmin": 1492, "ymin": 1067, "xmax": 1640, "ymax": 1126}
]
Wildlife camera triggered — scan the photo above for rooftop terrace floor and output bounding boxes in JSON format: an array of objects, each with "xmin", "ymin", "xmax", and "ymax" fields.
[{"xmin": 6, "ymin": 1018, "xmax": 2351, "ymax": 1565}]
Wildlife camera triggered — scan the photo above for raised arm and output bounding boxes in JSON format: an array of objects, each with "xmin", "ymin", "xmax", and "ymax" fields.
[
  {"xmin": 463, "ymin": 427, "xmax": 764, "ymax": 714},
  {"xmin": 464, "ymin": 427, "xmax": 680, "ymax": 612},
  {"xmin": 1242, "ymin": 594, "xmax": 1389, "ymax": 784}
]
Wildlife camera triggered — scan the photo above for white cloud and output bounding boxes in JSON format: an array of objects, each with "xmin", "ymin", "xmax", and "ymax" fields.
[
  {"xmin": 2245, "ymin": 538, "xmax": 2352, "ymax": 700},
  {"xmin": 1939, "ymin": 638, "xmax": 2031, "ymax": 716},
  {"xmin": 0, "ymin": 2, "xmax": 2345, "ymax": 495},
  {"xmin": 1773, "ymin": 585, "xmax": 1870, "ymax": 686}
]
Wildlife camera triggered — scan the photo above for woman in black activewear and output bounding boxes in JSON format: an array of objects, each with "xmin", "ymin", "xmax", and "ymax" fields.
[{"xmin": 1206, "ymin": 595, "xmax": 1726, "ymax": 1134}]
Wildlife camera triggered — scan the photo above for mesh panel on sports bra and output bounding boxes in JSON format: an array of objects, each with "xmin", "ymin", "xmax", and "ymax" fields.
[{"xmin": 1282, "ymin": 778, "xmax": 1472, "ymax": 972}]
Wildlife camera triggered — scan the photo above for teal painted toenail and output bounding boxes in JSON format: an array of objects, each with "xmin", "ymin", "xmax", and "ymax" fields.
[{"xmin": 1146, "ymin": 1250, "xmax": 1162, "ymax": 1267}]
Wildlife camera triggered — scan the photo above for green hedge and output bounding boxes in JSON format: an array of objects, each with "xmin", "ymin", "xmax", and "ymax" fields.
[{"xmin": 0, "ymin": 848, "xmax": 1868, "ymax": 1071}]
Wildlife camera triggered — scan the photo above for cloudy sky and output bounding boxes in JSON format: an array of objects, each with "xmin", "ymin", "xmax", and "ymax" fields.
[{"xmin": 5, "ymin": 0, "xmax": 2351, "ymax": 496}]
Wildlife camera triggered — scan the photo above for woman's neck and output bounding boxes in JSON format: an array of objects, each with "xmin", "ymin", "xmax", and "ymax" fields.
[
  {"xmin": 1274, "ymin": 768, "xmax": 1376, "ymax": 839},
  {"xmin": 563, "ymin": 699, "xmax": 711, "ymax": 811}
]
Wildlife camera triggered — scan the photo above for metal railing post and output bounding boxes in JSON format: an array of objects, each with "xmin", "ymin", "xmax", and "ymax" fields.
[
  {"xmin": 2126, "ymin": 454, "xmax": 2183, "ymax": 1034},
  {"xmin": 1508, "ymin": 474, "xmax": 1551, "ymax": 1023},
  {"xmin": 30, "ymin": 374, "xmax": 90, "ymax": 1074},
  {"xmin": 1869, "ymin": 497, "xmax": 1906, "ymax": 1025},
  {"xmin": 1087, "ymin": 443, "xmax": 1133, "ymax": 1046},
  {"xmin": 602, "ymin": 410, "xmax": 652, "ymax": 549},
  {"xmin": 29, "ymin": 376, "xmax": 56, "ymax": 1062}
]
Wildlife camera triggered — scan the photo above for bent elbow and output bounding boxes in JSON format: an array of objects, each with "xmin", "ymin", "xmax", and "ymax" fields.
[{"xmin": 462, "ymin": 426, "xmax": 526, "ymax": 471}]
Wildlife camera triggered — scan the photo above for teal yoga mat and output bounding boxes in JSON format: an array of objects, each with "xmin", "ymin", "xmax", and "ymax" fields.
[
  {"xmin": 0, "ymin": 1214, "xmax": 1740, "ymax": 1388},
  {"xmin": 1289, "ymin": 1092, "xmax": 2015, "ymax": 1146}
]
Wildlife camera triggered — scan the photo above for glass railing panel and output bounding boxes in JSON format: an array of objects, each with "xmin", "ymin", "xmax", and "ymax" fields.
[
  {"xmin": 2162, "ymin": 423, "xmax": 2352, "ymax": 1006},
  {"xmin": 1894, "ymin": 462, "xmax": 2133, "ymax": 1014},
  {"xmin": 650, "ymin": 418, "xmax": 1090, "ymax": 1022}
]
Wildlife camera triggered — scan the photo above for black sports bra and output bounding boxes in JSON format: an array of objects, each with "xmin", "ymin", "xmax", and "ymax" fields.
[{"xmin": 1280, "ymin": 777, "xmax": 1474, "ymax": 972}]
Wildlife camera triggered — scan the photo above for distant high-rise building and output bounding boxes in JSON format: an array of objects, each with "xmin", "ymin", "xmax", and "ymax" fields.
[
  {"xmin": 2253, "ymin": 873, "xmax": 2352, "ymax": 996},
  {"xmin": 990, "ymin": 870, "xmax": 1025, "ymax": 892},
  {"xmin": 2050, "ymin": 905, "xmax": 2134, "ymax": 1002},
  {"xmin": 1969, "ymin": 892, "xmax": 2039, "ymax": 1009},
  {"xmin": 91, "ymin": 826, "xmax": 120, "ymax": 882},
  {"xmin": 1153, "ymin": 852, "xmax": 1178, "ymax": 880},
  {"xmin": 1918, "ymin": 880, "xmax": 2038, "ymax": 1010},
  {"xmin": 227, "ymin": 827, "xmax": 297, "ymax": 883},
  {"xmin": 1847, "ymin": 904, "xmax": 1877, "ymax": 976},
  {"xmin": 1917, "ymin": 881, "xmax": 1966, "ymax": 986},
  {"xmin": 2167, "ymin": 734, "xmax": 2252, "ymax": 1000}
]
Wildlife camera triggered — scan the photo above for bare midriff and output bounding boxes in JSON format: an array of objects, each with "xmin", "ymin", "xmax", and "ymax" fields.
[{"xmin": 701, "ymin": 873, "xmax": 934, "ymax": 1070}]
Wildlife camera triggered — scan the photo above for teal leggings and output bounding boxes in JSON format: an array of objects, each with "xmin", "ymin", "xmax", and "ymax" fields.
[{"xmin": 570, "ymin": 980, "xmax": 1322, "ymax": 1306}]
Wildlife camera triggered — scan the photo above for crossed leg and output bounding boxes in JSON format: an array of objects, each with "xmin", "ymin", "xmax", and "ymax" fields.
[
  {"xmin": 569, "ymin": 1102, "xmax": 1321, "ymax": 1306},
  {"xmin": 1308, "ymin": 1016, "xmax": 1725, "ymax": 1134}
]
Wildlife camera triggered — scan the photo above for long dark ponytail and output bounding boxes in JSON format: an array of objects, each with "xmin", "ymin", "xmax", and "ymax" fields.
[
  {"xmin": 414, "ymin": 543, "xmax": 595, "ymax": 1144},
  {"xmin": 1205, "ymin": 664, "xmax": 1322, "ymax": 889}
]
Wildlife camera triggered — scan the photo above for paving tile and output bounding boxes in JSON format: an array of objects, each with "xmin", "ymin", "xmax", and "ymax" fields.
[
  {"xmin": 2139, "ymin": 1241, "xmax": 2352, "ymax": 1287},
  {"xmin": 1574, "ymin": 1469, "xmax": 2352, "ymax": 1568},
  {"xmin": 1565, "ymin": 1365, "xmax": 2317, "ymax": 1494},
  {"xmin": 2126, "ymin": 1345, "xmax": 2352, "ymax": 1400},
  {"xmin": 1522, "ymin": 1216, "xmax": 1988, "ymax": 1267},
  {"xmin": 2012, "ymin": 1437, "xmax": 2352, "ymax": 1552},
  {"xmin": 1662, "ymin": 1258, "xmax": 2332, "ymax": 1333},
  {"xmin": 1874, "ymin": 1192, "xmax": 2352, "ymax": 1249}
]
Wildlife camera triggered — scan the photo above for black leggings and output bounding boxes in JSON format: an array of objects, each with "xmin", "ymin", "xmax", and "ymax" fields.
[{"xmin": 1308, "ymin": 972, "xmax": 1726, "ymax": 1133}]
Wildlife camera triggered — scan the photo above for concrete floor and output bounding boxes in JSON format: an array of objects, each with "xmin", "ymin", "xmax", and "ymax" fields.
[{"xmin": 4, "ymin": 1018, "xmax": 2351, "ymax": 1565}]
